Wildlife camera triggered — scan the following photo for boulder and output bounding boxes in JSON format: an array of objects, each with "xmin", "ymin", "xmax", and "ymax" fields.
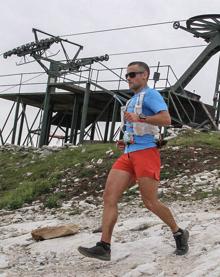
[{"xmin": 31, "ymin": 224, "xmax": 79, "ymax": 241}]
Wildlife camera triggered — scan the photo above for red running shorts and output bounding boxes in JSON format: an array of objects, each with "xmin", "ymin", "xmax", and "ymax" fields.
[{"xmin": 112, "ymin": 147, "xmax": 161, "ymax": 181}]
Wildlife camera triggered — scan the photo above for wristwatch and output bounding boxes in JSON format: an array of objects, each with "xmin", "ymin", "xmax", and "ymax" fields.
[{"xmin": 138, "ymin": 113, "xmax": 148, "ymax": 122}]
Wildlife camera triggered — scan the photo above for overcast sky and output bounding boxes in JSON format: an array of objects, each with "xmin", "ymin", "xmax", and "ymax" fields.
[{"xmin": 0, "ymin": 0, "xmax": 220, "ymax": 141}]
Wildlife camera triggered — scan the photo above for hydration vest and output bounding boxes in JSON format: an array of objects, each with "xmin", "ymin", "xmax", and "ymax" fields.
[{"xmin": 120, "ymin": 91, "xmax": 159, "ymax": 136}]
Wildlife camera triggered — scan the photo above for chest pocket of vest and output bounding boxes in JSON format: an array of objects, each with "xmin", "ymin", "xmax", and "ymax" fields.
[
  {"xmin": 133, "ymin": 98, "xmax": 159, "ymax": 136},
  {"xmin": 120, "ymin": 93, "xmax": 159, "ymax": 136},
  {"xmin": 133, "ymin": 122, "xmax": 159, "ymax": 136}
]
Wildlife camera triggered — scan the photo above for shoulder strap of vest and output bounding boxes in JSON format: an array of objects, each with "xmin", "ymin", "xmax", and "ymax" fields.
[
  {"xmin": 120, "ymin": 99, "xmax": 132, "ymax": 131},
  {"xmin": 135, "ymin": 91, "xmax": 146, "ymax": 114}
]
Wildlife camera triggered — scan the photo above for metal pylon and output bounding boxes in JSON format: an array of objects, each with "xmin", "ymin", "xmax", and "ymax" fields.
[{"xmin": 213, "ymin": 55, "xmax": 220, "ymax": 126}]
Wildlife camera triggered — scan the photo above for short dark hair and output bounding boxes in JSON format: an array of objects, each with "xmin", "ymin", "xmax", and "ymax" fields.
[{"xmin": 128, "ymin": 61, "xmax": 150, "ymax": 76}]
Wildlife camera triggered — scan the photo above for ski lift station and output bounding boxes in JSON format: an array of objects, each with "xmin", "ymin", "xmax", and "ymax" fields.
[{"xmin": 0, "ymin": 14, "xmax": 220, "ymax": 147}]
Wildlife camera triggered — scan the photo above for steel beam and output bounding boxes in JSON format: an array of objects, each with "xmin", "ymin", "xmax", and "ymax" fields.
[
  {"xmin": 11, "ymin": 97, "xmax": 20, "ymax": 144},
  {"xmin": 90, "ymin": 124, "xmax": 95, "ymax": 141},
  {"xmin": 39, "ymin": 62, "xmax": 57, "ymax": 147},
  {"xmin": 109, "ymin": 99, "xmax": 119, "ymax": 142},
  {"xmin": 172, "ymin": 34, "xmax": 220, "ymax": 93},
  {"xmin": 17, "ymin": 103, "xmax": 26, "ymax": 145},
  {"xmin": 45, "ymin": 106, "xmax": 54, "ymax": 145},
  {"xmin": 65, "ymin": 127, "xmax": 69, "ymax": 143},
  {"xmin": 70, "ymin": 96, "xmax": 79, "ymax": 144},
  {"xmin": 79, "ymin": 82, "xmax": 90, "ymax": 144},
  {"xmin": 104, "ymin": 108, "xmax": 111, "ymax": 142},
  {"xmin": 214, "ymin": 55, "xmax": 220, "ymax": 126}
]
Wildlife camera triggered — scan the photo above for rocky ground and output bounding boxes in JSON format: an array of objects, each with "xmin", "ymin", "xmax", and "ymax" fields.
[
  {"xmin": 8, "ymin": 143, "xmax": 219, "ymax": 207},
  {"xmin": 0, "ymin": 194, "xmax": 220, "ymax": 276},
  {"xmin": 0, "ymin": 130, "xmax": 220, "ymax": 276},
  {"xmin": 38, "ymin": 144, "xmax": 220, "ymax": 205}
]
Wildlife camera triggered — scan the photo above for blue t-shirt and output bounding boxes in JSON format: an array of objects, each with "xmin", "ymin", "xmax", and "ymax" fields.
[{"xmin": 124, "ymin": 86, "xmax": 168, "ymax": 153}]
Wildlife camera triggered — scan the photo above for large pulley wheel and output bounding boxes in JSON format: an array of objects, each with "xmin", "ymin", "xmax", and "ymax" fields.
[{"xmin": 186, "ymin": 14, "xmax": 220, "ymax": 41}]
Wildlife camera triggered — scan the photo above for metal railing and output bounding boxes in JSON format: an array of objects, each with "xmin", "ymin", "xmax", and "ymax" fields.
[{"xmin": 0, "ymin": 63, "xmax": 180, "ymax": 146}]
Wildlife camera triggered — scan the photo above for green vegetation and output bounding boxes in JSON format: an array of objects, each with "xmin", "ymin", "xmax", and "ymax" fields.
[
  {"xmin": 0, "ymin": 130, "xmax": 219, "ymax": 210},
  {"xmin": 168, "ymin": 130, "xmax": 220, "ymax": 149},
  {"xmin": 44, "ymin": 193, "xmax": 62, "ymax": 209},
  {"xmin": 0, "ymin": 144, "xmax": 118, "ymax": 210}
]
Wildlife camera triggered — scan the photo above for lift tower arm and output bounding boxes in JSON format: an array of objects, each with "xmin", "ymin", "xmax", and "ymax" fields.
[{"xmin": 172, "ymin": 15, "xmax": 220, "ymax": 94}]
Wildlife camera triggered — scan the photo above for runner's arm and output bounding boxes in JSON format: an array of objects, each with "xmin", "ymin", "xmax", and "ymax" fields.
[{"xmin": 124, "ymin": 111, "xmax": 171, "ymax": 126}]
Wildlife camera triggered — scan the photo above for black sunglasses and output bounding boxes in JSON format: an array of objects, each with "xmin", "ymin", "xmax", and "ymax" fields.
[{"xmin": 125, "ymin": 71, "xmax": 144, "ymax": 79}]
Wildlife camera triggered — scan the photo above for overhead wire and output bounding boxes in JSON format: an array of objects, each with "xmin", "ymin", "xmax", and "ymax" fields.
[
  {"xmin": 0, "ymin": 19, "xmax": 206, "ymax": 61},
  {"xmin": 0, "ymin": 44, "xmax": 207, "ymax": 61},
  {"xmin": 108, "ymin": 45, "xmax": 207, "ymax": 56},
  {"xmin": 60, "ymin": 19, "xmax": 187, "ymax": 37},
  {"xmin": 58, "ymin": 19, "xmax": 206, "ymax": 58}
]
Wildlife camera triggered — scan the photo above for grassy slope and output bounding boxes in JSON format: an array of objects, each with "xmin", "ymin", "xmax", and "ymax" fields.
[
  {"xmin": 169, "ymin": 130, "xmax": 220, "ymax": 149},
  {"xmin": 0, "ymin": 130, "xmax": 219, "ymax": 210},
  {"xmin": 0, "ymin": 144, "xmax": 117, "ymax": 209}
]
